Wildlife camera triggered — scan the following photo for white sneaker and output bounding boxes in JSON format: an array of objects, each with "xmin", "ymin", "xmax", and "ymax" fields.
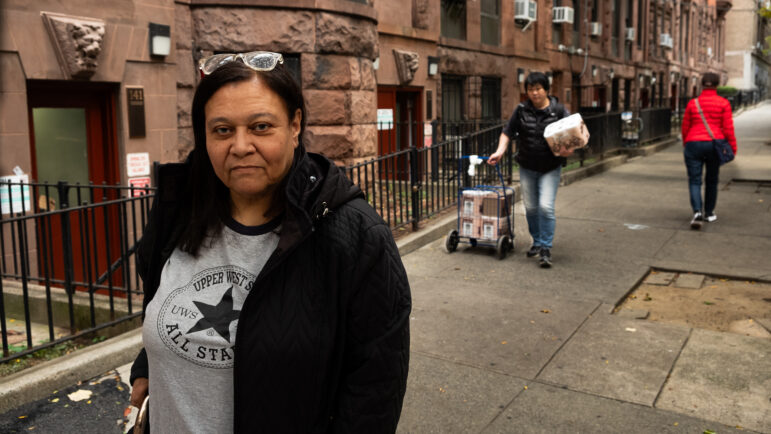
[
  {"xmin": 705, "ymin": 213, "xmax": 717, "ymax": 222},
  {"xmin": 690, "ymin": 212, "xmax": 703, "ymax": 230}
]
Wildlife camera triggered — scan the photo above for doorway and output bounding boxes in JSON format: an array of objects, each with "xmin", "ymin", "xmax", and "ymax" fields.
[
  {"xmin": 27, "ymin": 81, "xmax": 122, "ymax": 295},
  {"xmin": 377, "ymin": 87, "xmax": 423, "ymax": 180}
]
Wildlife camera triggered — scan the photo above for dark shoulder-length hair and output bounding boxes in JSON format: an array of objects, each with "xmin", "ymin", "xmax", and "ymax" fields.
[{"xmin": 177, "ymin": 59, "xmax": 307, "ymax": 256}]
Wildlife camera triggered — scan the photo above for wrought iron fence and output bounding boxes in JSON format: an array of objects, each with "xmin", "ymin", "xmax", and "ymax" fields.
[
  {"xmin": 639, "ymin": 107, "xmax": 672, "ymax": 143},
  {"xmin": 0, "ymin": 181, "xmax": 153, "ymax": 362},
  {"xmin": 346, "ymin": 122, "xmax": 509, "ymax": 232},
  {"xmin": 573, "ymin": 111, "xmax": 623, "ymax": 164}
]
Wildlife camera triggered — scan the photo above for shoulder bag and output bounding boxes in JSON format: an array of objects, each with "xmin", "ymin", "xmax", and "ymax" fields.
[{"xmin": 694, "ymin": 98, "xmax": 734, "ymax": 165}]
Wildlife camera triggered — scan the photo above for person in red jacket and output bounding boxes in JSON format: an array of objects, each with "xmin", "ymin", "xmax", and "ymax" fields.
[{"xmin": 680, "ymin": 72, "xmax": 737, "ymax": 229}]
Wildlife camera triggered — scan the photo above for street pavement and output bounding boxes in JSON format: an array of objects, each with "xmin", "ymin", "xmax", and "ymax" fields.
[{"xmin": 1, "ymin": 102, "xmax": 769, "ymax": 433}]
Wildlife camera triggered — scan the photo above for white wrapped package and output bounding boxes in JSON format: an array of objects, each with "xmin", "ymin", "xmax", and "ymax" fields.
[{"xmin": 543, "ymin": 113, "xmax": 590, "ymax": 157}]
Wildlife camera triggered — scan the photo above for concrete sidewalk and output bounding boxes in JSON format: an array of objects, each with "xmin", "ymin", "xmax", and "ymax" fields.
[
  {"xmin": 1, "ymin": 103, "xmax": 769, "ymax": 432},
  {"xmin": 397, "ymin": 102, "xmax": 771, "ymax": 433}
]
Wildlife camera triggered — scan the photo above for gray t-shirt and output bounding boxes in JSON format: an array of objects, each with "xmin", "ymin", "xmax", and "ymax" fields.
[{"xmin": 143, "ymin": 216, "xmax": 280, "ymax": 433}]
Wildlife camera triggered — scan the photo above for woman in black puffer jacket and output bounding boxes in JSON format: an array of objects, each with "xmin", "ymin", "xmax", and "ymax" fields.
[{"xmin": 128, "ymin": 54, "xmax": 410, "ymax": 434}]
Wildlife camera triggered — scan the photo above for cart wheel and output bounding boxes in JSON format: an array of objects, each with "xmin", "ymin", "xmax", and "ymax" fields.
[
  {"xmin": 497, "ymin": 236, "xmax": 510, "ymax": 259},
  {"xmin": 444, "ymin": 230, "xmax": 459, "ymax": 253}
]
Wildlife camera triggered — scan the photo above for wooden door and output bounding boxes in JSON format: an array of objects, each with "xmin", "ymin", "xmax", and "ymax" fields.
[
  {"xmin": 27, "ymin": 81, "xmax": 121, "ymax": 296},
  {"xmin": 377, "ymin": 87, "xmax": 423, "ymax": 180}
]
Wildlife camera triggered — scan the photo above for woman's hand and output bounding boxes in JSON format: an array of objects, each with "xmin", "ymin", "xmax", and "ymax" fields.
[
  {"xmin": 488, "ymin": 133, "xmax": 510, "ymax": 166},
  {"xmin": 130, "ymin": 377, "xmax": 148, "ymax": 407},
  {"xmin": 487, "ymin": 149, "xmax": 505, "ymax": 166}
]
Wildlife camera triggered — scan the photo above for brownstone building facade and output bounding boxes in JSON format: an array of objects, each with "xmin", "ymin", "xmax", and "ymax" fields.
[
  {"xmin": 0, "ymin": 0, "xmax": 733, "ymax": 189},
  {"xmin": 724, "ymin": 0, "xmax": 771, "ymax": 101}
]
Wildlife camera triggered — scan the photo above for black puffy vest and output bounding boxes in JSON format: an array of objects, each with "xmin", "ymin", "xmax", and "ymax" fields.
[{"xmin": 507, "ymin": 98, "xmax": 568, "ymax": 173}]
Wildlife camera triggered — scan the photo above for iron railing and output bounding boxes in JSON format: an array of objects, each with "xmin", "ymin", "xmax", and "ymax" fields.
[
  {"xmin": 346, "ymin": 122, "xmax": 510, "ymax": 232},
  {"xmin": 575, "ymin": 111, "xmax": 623, "ymax": 163},
  {"xmin": 0, "ymin": 181, "xmax": 153, "ymax": 362},
  {"xmin": 639, "ymin": 107, "xmax": 673, "ymax": 143}
]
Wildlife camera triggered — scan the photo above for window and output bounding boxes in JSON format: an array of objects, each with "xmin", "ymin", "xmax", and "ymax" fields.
[
  {"xmin": 591, "ymin": 0, "xmax": 599, "ymax": 22},
  {"xmin": 441, "ymin": 0, "xmax": 466, "ymax": 40},
  {"xmin": 284, "ymin": 54, "xmax": 301, "ymax": 87},
  {"xmin": 441, "ymin": 75, "xmax": 464, "ymax": 122},
  {"xmin": 481, "ymin": 77, "xmax": 501, "ymax": 120},
  {"xmin": 637, "ymin": 0, "xmax": 643, "ymax": 48},
  {"xmin": 481, "ymin": 0, "xmax": 500, "ymax": 46},
  {"xmin": 573, "ymin": 0, "xmax": 581, "ymax": 47},
  {"xmin": 612, "ymin": 0, "xmax": 621, "ymax": 57},
  {"xmin": 553, "ymin": 0, "xmax": 562, "ymax": 44}
]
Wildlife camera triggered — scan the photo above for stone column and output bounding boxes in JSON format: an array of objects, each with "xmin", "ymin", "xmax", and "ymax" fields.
[{"xmin": 188, "ymin": 4, "xmax": 378, "ymax": 165}]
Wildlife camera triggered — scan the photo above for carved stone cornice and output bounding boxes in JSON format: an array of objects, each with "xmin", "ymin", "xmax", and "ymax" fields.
[{"xmin": 41, "ymin": 12, "xmax": 106, "ymax": 79}]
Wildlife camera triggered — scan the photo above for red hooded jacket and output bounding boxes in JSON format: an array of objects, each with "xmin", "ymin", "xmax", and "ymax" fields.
[{"xmin": 681, "ymin": 88, "xmax": 737, "ymax": 153}]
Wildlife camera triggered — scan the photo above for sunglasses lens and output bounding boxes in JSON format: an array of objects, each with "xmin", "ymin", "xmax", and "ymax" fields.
[
  {"xmin": 244, "ymin": 53, "xmax": 281, "ymax": 71},
  {"xmin": 201, "ymin": 54, "xmax": 236, "ymax": 74}
]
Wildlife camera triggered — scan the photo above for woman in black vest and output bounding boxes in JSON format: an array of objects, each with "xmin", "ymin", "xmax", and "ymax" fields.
[{"xmin": 488, "ymin": 72, "xmax": 569, "ymax": 268}]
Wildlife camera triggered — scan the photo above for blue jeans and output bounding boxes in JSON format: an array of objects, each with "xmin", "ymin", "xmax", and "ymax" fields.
[
  {"xmin": 684, "ymin": 141, "xmax": 720, "ymax": 214},
  {"xmin": 519, "ymin": 166, "xmax": 561, "ymax": 249}
]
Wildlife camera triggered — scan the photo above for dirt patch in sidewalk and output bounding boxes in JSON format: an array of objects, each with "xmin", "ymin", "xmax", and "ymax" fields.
[{"xmin": 615, "ymin": 270, "xmax": 771, "ymax": 338}]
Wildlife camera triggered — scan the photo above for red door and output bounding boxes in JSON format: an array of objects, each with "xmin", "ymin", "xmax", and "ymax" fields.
[
  {"xmin": 377, "ymin": 87, "xmax": 424, "ymax": 180},
  {"xmin": 27, "ymin": 81, "xmax": 122, "ymax": 297}
]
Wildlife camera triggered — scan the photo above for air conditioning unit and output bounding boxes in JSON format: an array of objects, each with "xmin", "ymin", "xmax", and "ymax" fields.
[
  {"xmin": 515, "ymin": 0, "xmax": 538, "ymax": 22},
  {"xmin": 659, "ymin": 33, "xmax": 673, "ymax": 48},
  {"xmin": 625, "ymin": 27, "xmax": 636, "ymax": 42},
  {"xmin": 589, "ymin": 22, "xmax": 602, "ymax": 36},
  {"xmin": 552, "ymin": 6, "xmax": 575, "ymax": 24}
]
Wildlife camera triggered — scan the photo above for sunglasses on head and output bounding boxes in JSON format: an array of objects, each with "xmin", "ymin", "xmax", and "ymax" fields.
[{"xmin": 198, "ymin": 51, "xmax": 284, "ymax": 76}]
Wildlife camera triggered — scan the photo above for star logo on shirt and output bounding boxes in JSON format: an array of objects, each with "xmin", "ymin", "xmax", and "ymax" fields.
[{"xmin": 187, "ymin": 286, "xmax": 241, "ymax": 343}]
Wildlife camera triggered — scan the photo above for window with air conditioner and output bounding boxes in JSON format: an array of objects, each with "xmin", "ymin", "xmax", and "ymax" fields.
[
  {"xmin": 589, "ymin": 22, "xmax": 602, "ymax": 36},
  {"xmin": 659, "ymin": 33, "xmax": 672, "ymax": 48},
  {"xmin": 553, "ymin": 6, "xmax": 574, "ymax": 24},
  {"xmin": 515, "ymin": 0, "xmax": 537, "ymax": 22},
  {"xmin": 625, "ymin": 27, "xmax": 635, "ymax": 41}
]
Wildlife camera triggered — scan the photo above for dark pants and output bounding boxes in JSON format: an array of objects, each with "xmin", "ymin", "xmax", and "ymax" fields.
[{"xmin": 684, "ymin": 141, "xmax": 720, "ymax": 214}]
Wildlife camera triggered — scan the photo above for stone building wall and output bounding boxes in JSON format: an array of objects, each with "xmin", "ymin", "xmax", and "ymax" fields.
[
  {"xmin": 724, "ymin": 0, "xmax": 771, "ymax": 96},
  {"xmin": 185, "ymin": 1, "xmax": 378, "ymax": 165}
]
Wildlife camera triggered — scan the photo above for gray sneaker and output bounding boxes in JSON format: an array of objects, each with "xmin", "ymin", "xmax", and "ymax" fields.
[
  {"xmin": 705, "ymin": 213, "xmax": 717, "ymax": 222},
  {"xmin": 690, "ymin": 212, "xmax": 703, "ymax": 230},
  {"xmin": 539, "ymin": 248, "xmax": 552, "ymax": 268},
  {"xmin": 526, "ymin": 245, "xmax": 540, "ymax": 258}
]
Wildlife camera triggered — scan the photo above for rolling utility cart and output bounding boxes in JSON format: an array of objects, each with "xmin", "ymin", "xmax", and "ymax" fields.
[{"xmin": 445, "ymin": 155, "xmax": 515, "ymax": 259}]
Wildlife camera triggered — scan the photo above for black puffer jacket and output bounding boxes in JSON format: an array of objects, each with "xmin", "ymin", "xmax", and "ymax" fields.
[
  {"xmin": 502, "ymin": 96, "xmax": 569, "ymax": 173},
  {"xmin": 130, "ymin": 147, "xmax": 411, "ymax": 433}
]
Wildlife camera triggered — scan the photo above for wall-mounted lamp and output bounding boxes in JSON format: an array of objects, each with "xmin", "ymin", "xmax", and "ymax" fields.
[
  {"xmin": 427, "ymin": 56, "xmax": 439, "ymax": 76},
  {"xmin": 592, "ymin": 66, "xmax": 598, "ymax": 77},
  {"xmin": 373, "ymin": 57, "xmax": 380, "ymax": 70},
  {"xmin": 517, "ymin": 68, "xmax": 525, "ymax": 83},
  {"xmin": 149, "ymin": 23, "xmax": 171, "ymax": 57},
  {"xmin": 651, "ymin": 76, "xmax": 657, "ymax": 85},
  {"xmin": 546, "ymin": 71, "xmax": 553, "ymax": 85},
  {"xmin": 608, "ymin": 68, "xmax": 615, "ymax": 80},
  {"xmin": 639, "ymin": 74, "xmax": 645, "ymax": 85}
]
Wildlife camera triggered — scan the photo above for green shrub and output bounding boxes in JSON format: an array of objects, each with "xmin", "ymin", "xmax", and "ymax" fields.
[{"xmin": 717, "ymin": 86, "xmax": 738, "ymax": 97}]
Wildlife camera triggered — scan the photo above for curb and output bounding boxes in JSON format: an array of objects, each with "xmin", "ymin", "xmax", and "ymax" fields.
[{"xmin": 0, "ymin": 328, "xmax": 142, "ymax": 415}]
